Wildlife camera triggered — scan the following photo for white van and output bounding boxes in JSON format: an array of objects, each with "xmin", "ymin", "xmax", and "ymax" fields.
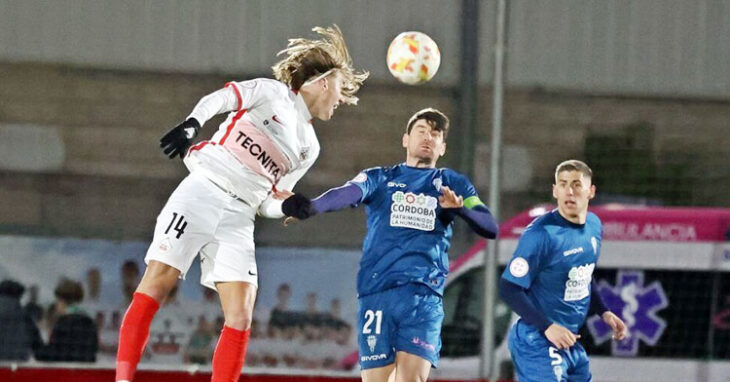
[{"xmin": 437, "ymin": 205, "xmax": 730, "ymax": 382}]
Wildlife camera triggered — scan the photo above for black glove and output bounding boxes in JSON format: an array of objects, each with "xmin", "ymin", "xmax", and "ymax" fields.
[
  {"xmin": 160, "ymin": 118, "xmax": 201, "ymax": 159},
  {"xmin": 282, "ymin": 193, "xmax": 316, "ymax": 220}
]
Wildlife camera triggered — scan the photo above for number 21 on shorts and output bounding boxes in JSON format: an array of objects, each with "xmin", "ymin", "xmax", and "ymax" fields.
[{"xmin": 363, "ymin": 310, "xmax": 382, "ymax": 334}]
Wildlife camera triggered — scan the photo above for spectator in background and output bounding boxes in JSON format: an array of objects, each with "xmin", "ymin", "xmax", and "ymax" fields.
[
  {"xmin": 187, "ymin": 286, "xmax": 223, "ymax": 334},
  {"xmin": 97, "ymin": 311, "xmax": 122, "ymax": 365},
  {"xmin": 335, "ymin": 322, "xmax": 357, "ymax": 371},
  {"xmin": 305, "ymin": 292, "xmax": 318, "ymax": 315},
  {"xmin": 120, "ymin": 260, "xmax": 140, "ymax": 307},
  {"xmin": 328, "ymin": 298, "xmax": 341, "ymax": 320},
  {"xmin": 0, "ymin": 280, "xmax": 42, "ymax": 361},
  {"xmin": 261, "ymin": 322, "xmax": 283, "ymax": 367},
  {"xmin": 82, "ymin": 267, "xmax": 119, "ymax": 365},
  {"xmin": 36, "ymin": 278, "xmax": 98, "ymax": 362},
  {"xmin": 184, "ymin": 286, "xmax": 225, "ymax": 365},
  {"xmin": 323, "ymin": 297, "xmax": 349, "ymax": 334},
  {"xmin": 184, "ymin": 315, "xmax": 214, "ymax": 364},
  {"xmin": 23, "ymin": 284, "xmax": 43, "ymax": 324},
  {"xmin": 304, "ymin": 291, "xmax": 326, "ymax": 330},
  {"xmin": 242, "ymin": 318, "xmax": 264, "ymax": 367},
  {"xmin": 43, "ymin": 300, "xmax": 59, "ymax": 340},
  {"xmin": 83, "ymin": 267, "xmax": 113, "ymax": 317},
  {"xmin": 86, "ymin": 268, "xmax": 102, "ymax": 304},
  {"xmin": 268, "ymin": 283, "xmax": 292, "ymax": 331},
  {"xmin": 145, "ymin": 284, "xmax": 190, "ymax": 365}
]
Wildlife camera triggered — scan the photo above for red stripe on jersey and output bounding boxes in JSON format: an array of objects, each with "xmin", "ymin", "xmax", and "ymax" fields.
[
  {"xmin": 219, "ymin": 108, "xmax": 248, "ymax": 145},
  {"xmin": 187, "ymin": 140, "xmax": 212, "ymax": 155},
  {"xmin": 225, "ymin": 82, "xmax": 243, "ymax": 110}
]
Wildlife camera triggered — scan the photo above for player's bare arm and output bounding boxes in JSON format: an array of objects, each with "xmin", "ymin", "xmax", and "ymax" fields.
[{"xmin": 602, "ymin": 311, "xmax": 628, "ymax": 340}]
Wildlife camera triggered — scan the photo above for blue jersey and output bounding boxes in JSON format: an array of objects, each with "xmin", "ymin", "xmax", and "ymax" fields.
[
  {"xmin": 349, "ymin": 163, "xmax": 481, "ymax": 297},
  {"xmin": 502, "ymin": 210, "xmax": 602, "ymax": 333}
]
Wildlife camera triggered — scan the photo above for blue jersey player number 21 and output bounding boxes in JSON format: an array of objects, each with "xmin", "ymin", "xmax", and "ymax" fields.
[{"xmin": 281, "ymin": 108, "xmax": 498, "ymax": 382}]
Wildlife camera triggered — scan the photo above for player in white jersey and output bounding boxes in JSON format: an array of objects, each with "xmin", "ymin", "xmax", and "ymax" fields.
[{"xmin": 115, "ymin": 25, "xmax": 368, "ymax": 382}]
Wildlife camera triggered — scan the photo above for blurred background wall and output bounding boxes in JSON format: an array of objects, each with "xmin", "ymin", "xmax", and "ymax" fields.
[
  {"xmin": 0, "ymin": 1, "xmax": 729, "ymax": 380},
  {"xmin": 0, "ymin": 0, "xmax": 728, "ymax": 250}
]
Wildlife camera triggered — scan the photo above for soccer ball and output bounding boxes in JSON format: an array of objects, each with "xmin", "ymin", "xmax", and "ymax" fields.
[{"xmin": 386, "ymin": 31, "xmax": 441, "ymax": 85}]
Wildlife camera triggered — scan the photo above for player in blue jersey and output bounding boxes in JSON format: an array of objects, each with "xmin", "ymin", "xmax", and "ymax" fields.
[
  {"xmin": 280, "ymin": 108, "xmax": 498, "ymax": 381},
  {"xmin": 499, "ymin": 160, "xmax": 628, "ymax": 382}
]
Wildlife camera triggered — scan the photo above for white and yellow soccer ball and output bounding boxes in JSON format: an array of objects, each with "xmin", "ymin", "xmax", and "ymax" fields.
[{"xmin": 386, "ymin": 31, "xmax": 441, "ymax": 85}]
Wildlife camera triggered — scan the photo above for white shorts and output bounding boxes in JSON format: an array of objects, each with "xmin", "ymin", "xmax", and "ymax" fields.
[{"xmin": 145, "ymin": 172, "xmax": 259, "ymax": 290}]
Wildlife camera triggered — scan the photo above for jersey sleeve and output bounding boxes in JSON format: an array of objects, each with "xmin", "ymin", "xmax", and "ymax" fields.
[
  {"xmin": 257, "ymin": 195, "xmax": 285, "ymax": 218},
  {"xmin": 345, "ymin": 168, "xmax": 383, "ymax": 204},
  {"xmin": 257, "ymin": 164, "xmax": 314, "ymax": 219},
  {"xmin": 501, "ymin": 225, "xmax": 550, "ymax": 289},
  {"xmin": 187, "ymin": 79, "xmax": 269, "ymax": 126}
]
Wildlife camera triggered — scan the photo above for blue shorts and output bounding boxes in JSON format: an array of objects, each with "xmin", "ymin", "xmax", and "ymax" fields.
[
  {"xmin": 357, "ymin": 283, "xmax": 444, "ymax": 369},
  {"xmin": 508, "ymin": 320, "xmax": 592, "ymax": 382}
]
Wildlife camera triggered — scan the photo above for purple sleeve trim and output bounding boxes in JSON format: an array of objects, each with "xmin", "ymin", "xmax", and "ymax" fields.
[{"xmin": 311, "ymin": 183, "xmax": 364, "ymax": 214}]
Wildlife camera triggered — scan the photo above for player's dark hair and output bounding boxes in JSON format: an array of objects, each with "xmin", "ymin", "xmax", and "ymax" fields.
[
  {"xmin": 0, "ymin": 279, "xmax": 25, "ymax": 299},
  {"xmin": 406, "ymin": 108, "xmax": 450, "ymax": 140},
  {"xmin": 554, "ymin": 160, "xmax": 593, "ymax": 182},
  {"xmin": 121, "ymin": 260, "xmax": 139, "ymax": 275}
]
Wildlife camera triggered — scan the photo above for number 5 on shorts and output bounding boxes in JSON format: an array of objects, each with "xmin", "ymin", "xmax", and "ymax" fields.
[
  {"xmin": 549, "ymin": 347, "xmax": 564, "ymax": 380},
  {"xmin": 549, "ymin": 347, "xmax": 563, "ymax": 365},
  {"xmin": 363, "ymin": 309, "xmax": 382, "ymax": 334}
]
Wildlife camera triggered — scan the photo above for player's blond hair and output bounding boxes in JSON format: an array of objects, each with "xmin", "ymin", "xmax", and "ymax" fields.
[{"xmin": 272, "ymin": 25, "xmax": 369, "ymax": 105}]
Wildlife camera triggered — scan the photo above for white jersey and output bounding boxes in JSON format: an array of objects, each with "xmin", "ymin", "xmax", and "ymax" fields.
[{"xmin": 183, "ymin": 78, "xmax": 320, "ymax": 217}]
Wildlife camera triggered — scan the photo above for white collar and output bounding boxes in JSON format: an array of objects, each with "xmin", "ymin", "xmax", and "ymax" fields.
[{"xmin": 293, "ymin": 91, "xmax": 313, "ymax": 123}]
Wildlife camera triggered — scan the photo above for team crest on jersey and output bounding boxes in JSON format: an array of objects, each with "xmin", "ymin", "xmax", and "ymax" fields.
[
  {"xmin": 432, "ymin": 177, "xmax": 443, "ymax": 191},
  {"xmin": 158, "ymin": 238, "xmax": 172, "ymax": 252},
  {"xmin": 509, "ymin": 257, "xmax": 529, "ymax": 277},
  {"xmin": 367, "ymin": 335, "xmax": 377, "ymax": 353},
  {"xmin": 564, "ymin": 263, "xmax": 595, "ymax": 301},
  {"xmin": 591, "ymin": 236, "xmax": 598, "ymax": 254},
  {"xmin": 390, "ymin": 191, "xmax": 438, "ymax": 231},
  {"xmin": 299, "ymin": 146, "xmax": 310, "ymax": 160}
]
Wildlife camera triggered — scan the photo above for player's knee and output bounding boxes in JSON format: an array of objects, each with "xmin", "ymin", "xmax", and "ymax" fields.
[
  {"xmin": 393, "ymin": 364, "xmax": 429, "ymax": 382},
  {"xmin": 395, "ymin": 371, "xmax": 428, "ymax": 382},
  {"xmin": 135, "ymin": 286, "xmax": 168, "ymax": 303},
  {"xmin": 222, "ymin": 310, "xmax": 253, "ymax": 331},
  {"xmin": 136, "ymin": 261, "xmax": 180, "ymax": 302}
]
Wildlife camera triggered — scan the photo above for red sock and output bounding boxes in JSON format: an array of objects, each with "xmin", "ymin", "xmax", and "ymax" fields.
[
  {"xmin": 211, "ymin": 325, "xmax": 250, "ymax": 382},
  {"xmin": 116, "ymin": 292, "xmax": 160, "ymax": 381}
]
